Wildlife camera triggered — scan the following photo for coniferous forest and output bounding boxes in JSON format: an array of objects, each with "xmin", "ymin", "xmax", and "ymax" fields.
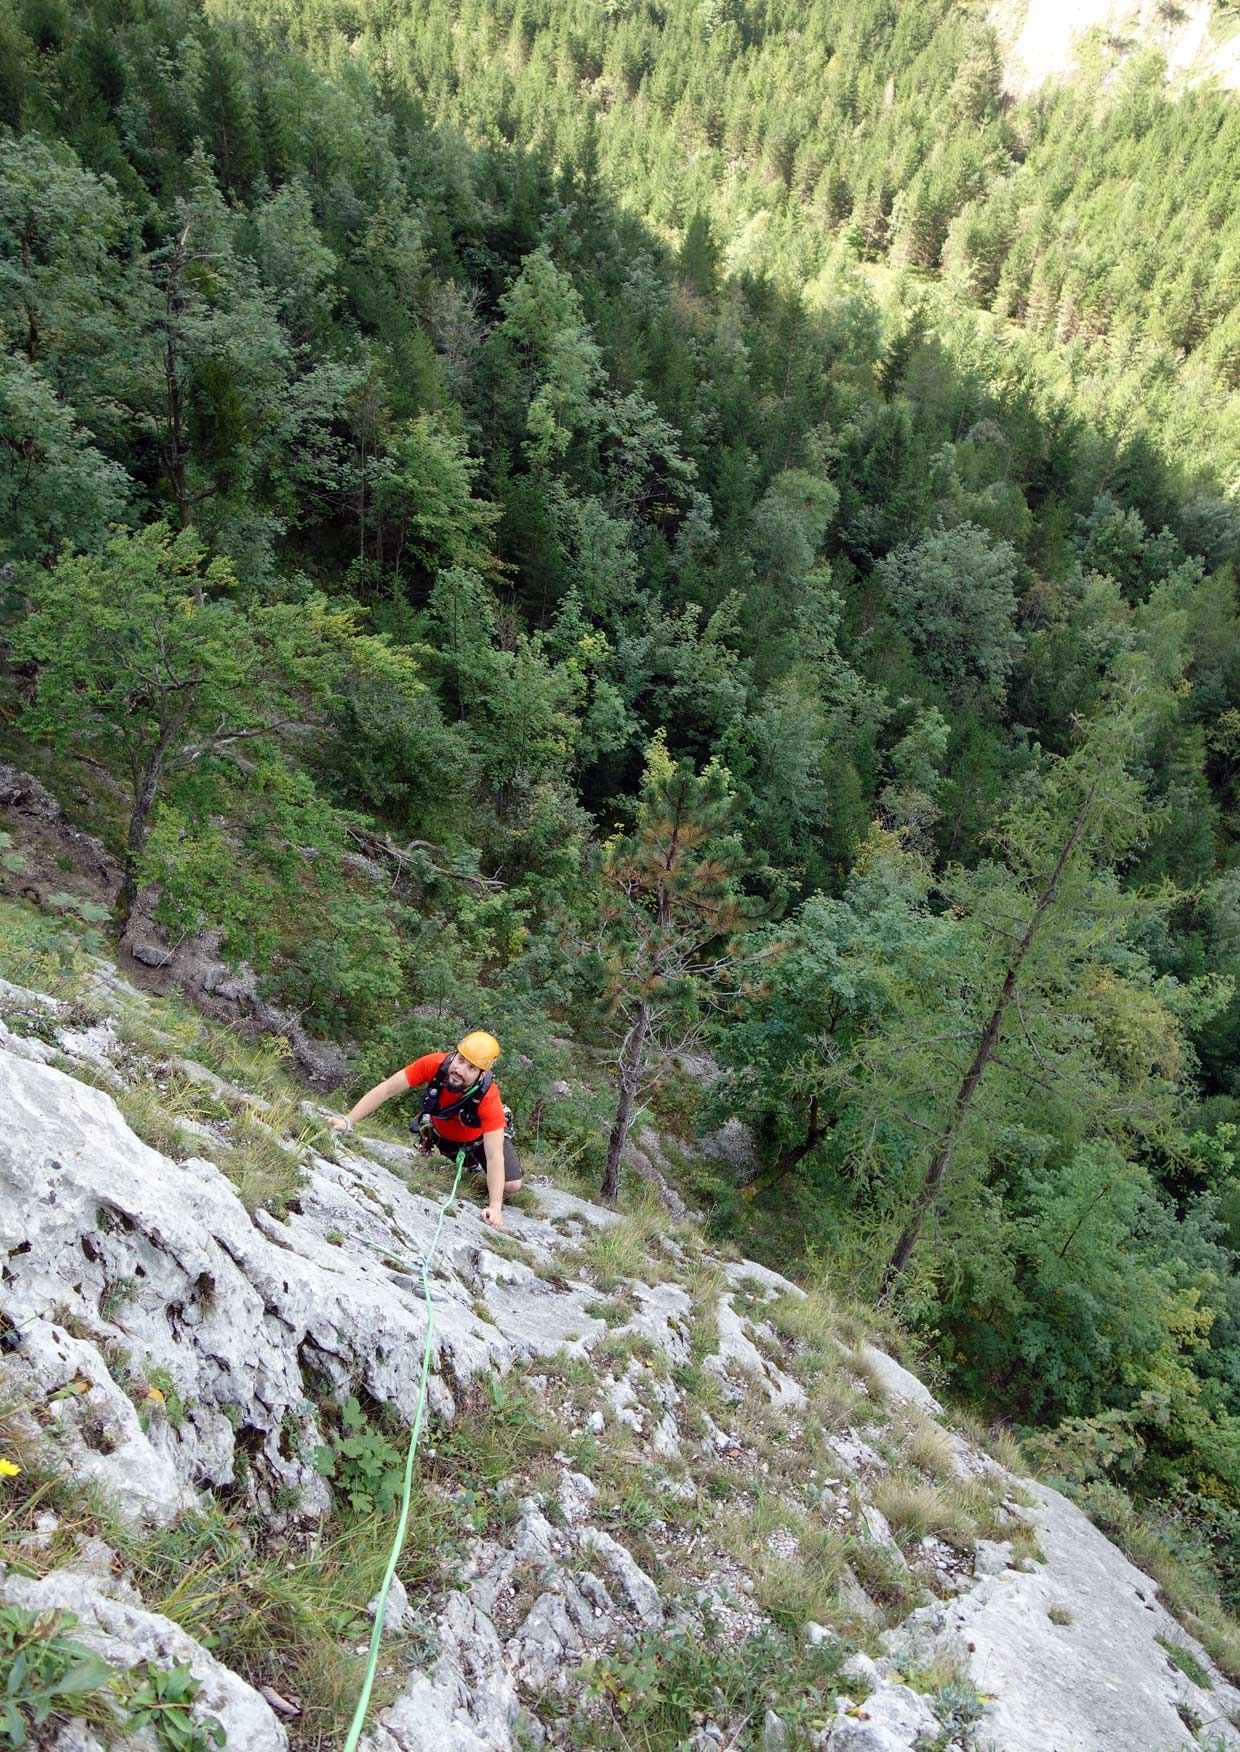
[{"xmin": 4, "ymin": 0, "xmax": 1240, "ymax": 1619}]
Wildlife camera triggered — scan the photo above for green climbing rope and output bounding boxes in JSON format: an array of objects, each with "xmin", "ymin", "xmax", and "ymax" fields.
[{"xmin": 342, "ymin": 1148, "xmax": 466, "ymax": 1752}]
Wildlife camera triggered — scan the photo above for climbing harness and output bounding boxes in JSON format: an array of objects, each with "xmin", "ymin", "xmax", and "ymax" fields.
[
  {"xmin": 342, "ymin": 1146, "xmax": 467, "ymax": 1752},
  {"xmin": 413, "ymin": 1053, "xmax": 494, "ymax": 1149}
]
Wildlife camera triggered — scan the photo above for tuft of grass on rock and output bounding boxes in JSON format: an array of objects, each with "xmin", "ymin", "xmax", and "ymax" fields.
[
  {"xmin": 872, "ymin": 1472, "xmax": 980, "ymax": 1554},
  {"xmin": 136, "ymin": 1505, "xmax": 445, "ymax": 1744},
  {"xmin": 904, "ymin": 1417, "xmax": 959, "ymax": 1482},
  {"xmin": 1155, "ymin": 1633, "xmax": 1213, "ymax": 1690},
  {"xmin": 845, "ymin": 1540, "xmax": 923, "ymax": 1623}
]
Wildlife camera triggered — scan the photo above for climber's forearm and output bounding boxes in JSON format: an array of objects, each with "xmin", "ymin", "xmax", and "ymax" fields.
[
  {"xmin": 342, "ymin": 1070, "xmax": 409, "ymax": 1127},
  {"xmin": 483, "ymin": 1131, "xmax": 506, "ymax": 1211}
]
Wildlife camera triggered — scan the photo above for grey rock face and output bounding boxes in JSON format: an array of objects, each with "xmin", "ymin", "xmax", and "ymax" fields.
[
  {"xmin": 860, "ymin": 1506, "xmax": 907, "ymax": 1568},
  {"xmin": 362, "ymin": 1592, "xmax": 519, "ymax": 1752},
  {"xmin": 857, "ymin": 1346, "xmax": 942, "ymax": 1414},
  {"xmin": 4, "ymin": 1008, "xmax": 1239, "ymax": 1752},
  {"xmin": 824, "ymin": 1680, "xmax": 941, "ymax": 1750},
  {"xmin": 972, "ymin": 1538, "xmax": 1013, "ymax": 1577},
  {"xmin": 578, "ymin": 1527, "xmax": 663, "ymax": 1627},
  {"xmin": 886, "ymin": 1480, "xmax": 1240, "ymax": 1751},
  {"xmin": 762, "ymin": 1706, "xmax": 790, "ymax": 1749},
  {"xmin": 0, "ymin": 1050, "xmax": 610, "ymax": 1527}
]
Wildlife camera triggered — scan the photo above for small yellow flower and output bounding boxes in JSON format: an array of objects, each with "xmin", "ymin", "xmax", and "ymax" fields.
[
  {"xmin": 0, "ymin": 1457, "xmax": 21, "ymax": 1478},
  {"xmin": 147, "ymin": 1386, "xmax": 166, "ymax": 1404}
]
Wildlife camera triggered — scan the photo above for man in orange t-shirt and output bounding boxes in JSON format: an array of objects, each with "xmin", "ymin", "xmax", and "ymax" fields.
[{"xmin": 329, "ymin": 1031, "xmax": 521, "ymax": 1229}]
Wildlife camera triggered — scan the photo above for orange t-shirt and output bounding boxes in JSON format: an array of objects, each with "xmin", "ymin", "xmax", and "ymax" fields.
[{"xmin": 404, "ymin": 1052, "xmax": 505, "ymax": 1142}]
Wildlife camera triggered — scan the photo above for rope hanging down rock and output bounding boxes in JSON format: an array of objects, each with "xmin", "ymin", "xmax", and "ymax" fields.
[{"xmin": 342, "ymin": 1148, "xmax": 466, "ymax": 1752}]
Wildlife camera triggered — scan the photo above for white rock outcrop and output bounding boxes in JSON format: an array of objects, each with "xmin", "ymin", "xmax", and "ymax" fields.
[
  {"xmin": 887, "ymin": 1480, "xmax": 1240, "ymax": 1752},
  {"xmin": 3, "ymin": 1001, "xmax": 1239, "ymax": 1752}
]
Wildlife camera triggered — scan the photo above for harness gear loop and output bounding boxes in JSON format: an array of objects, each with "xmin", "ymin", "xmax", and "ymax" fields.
[{"xmin": 342, "ymin": 1147, "xmax": 466, "ymax": 1752}]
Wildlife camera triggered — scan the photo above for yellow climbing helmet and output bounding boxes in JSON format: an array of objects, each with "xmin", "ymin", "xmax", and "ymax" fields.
[{"xmin": 457, "ymin": 1029, "xmax": 500, "ymax": 1072}]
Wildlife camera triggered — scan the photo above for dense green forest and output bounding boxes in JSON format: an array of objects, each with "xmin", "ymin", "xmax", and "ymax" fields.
[{"xmin": 4, "ymin": 0, "xmax": 1240, "ymax": 1606}]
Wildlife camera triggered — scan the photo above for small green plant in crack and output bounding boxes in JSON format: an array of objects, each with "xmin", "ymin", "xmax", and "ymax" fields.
[
  {"xmin": 312, "ymin": 1397, "xmax": 407, "ymax": 1516},
  {"xmin": 927, "ymin": 1676, "xmax": 987, "ymax": 1745},
  {"xmin": 137, "ymin": 1364, "xmax": 189, "ymax": 1434},
  {"xmin": 579, "ymin": 1623, "xmax": 843, "ymax": 1744},
  {"xmin": 1155, "ymin": 1633, "xmax": 1212, "ymax": 1689},
  {"xmin": 729, "ymin": 1276, "xmax": 772, "ymax": 1317},
  {"xmin": 599, "ymin": 1479, "xmax": 662, "ymax": 1542},
  {"xmin": 126, "ymin": 1660, "xmax": 226, "ymax": 1751},
  {"xmin": 100, "ymin": 1276, "xmax": 139, "ymax": 1322},
  {"xmin": 0, "ymin": 1604, "xmax": 225, "ymax": 1752},
  {"xmin": 1048, "ymin": 1603, "xmax": 1072, "ymax": 1626}
]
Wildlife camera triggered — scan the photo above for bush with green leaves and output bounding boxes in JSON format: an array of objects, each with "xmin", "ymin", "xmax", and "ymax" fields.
[
  {"xmin": 579, "ymin": 1623, "xmax": 844, "ymax": 1748},
  {"xmin": 262, "ymin": 892, "xmax": 410, "ymax": 1041},
  {"xmin": 312, "ymin": 1396, "xmax": 407, "ymax": 1516}
]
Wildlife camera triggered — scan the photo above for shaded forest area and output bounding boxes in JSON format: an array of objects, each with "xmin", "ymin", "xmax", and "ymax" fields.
[{"xmin": 3, "ymin": 0, "xmax": 1240, "ymax": 1599}]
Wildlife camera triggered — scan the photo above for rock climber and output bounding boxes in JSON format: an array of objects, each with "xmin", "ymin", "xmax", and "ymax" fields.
[{"xmin": 328, "ymin": 1030, "xmax": 521, "ymax": 1229}]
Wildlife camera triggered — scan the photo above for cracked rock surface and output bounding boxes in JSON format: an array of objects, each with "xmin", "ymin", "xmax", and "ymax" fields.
[{"xmin": 2, "ymin": 990, "xmax": 1238, "ymax": 1752}]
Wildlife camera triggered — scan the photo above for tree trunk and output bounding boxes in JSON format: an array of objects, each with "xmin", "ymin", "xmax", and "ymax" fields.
[
  {"xmin": 115, "ymin": 762, "xmax": 162, "ymax": 935},
  {"xmin": 880, "ymin": 781, "xmax": 1099, "ymax": 1296},
  {"xmin": 601, "ymin": 1000, "xmax": 649, "ymax": 1204},
  {"xmin": 742, "ymin": 1096, "xmax": 826, "ymax": 1201}
]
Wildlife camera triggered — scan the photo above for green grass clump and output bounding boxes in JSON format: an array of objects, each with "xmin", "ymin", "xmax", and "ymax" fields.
[
  {"xmin": 872, "ymin": 1472, "xmax": 979, "ymax": 1552},
  {"xmin": 1155, "ymin": 1632, "xmax": 1213, "ymax": 1689},
  {"xmin": 567, "ymin": 1197, "xmax": 676, "ymax": 1292},
  {"xmin": 845, "ymin": 1541, "xmax": 923, "ymax": 1623},
  {"xmin": 903, "ymin": 1417, "xmax": 959, "ymax": 1481},
  {"xmin": 426, "ymin": 1372, "xmax": 559, "ymax": 1529},
  {"xmin": 0, "ymin": 901, "xmax": 96, "ymax": 1008},
  {"xmin": 135, "ymin": 1507, "xmax": 440, "ymax": 1745}
]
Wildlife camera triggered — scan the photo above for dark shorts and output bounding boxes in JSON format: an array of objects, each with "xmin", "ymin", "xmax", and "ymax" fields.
[{"xmin": 433, "ymin": 1132, "xmax": 522, "ymax": 1186}]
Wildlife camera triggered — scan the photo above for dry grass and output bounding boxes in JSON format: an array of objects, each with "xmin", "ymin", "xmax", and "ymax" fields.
[
  {"xmin": 715, "ymin": 1494, "xmax": 849, "ymax": 1633},
  {"xmin": 568, "ymin": 1194, "xmax": 677, "ymax": 1291},
  {"xmin": 754, "ymin": 1524, "xmax": 850, "ymax": 1633},
  {"xmin": 872, "ymin": 1472, "xmax": 980, "ymax": 1552},
  {"xmin": 766, "ymin": 1283, "xmax": 840, "ymax": 1352},
  {"xmin": 1008, "ymin": 1522, "xmax": 1046, "ymax": 1567},
  {"xmin": 844, "ymin": 1541, "xmax": 923, "ymax": 1622},
  {"xmin": 948, "ymin": 1405, "xmax": 1029, "ymax": 1477},
  {"xmin": 838, "ymin": 1345, "xmax": 887, "ymax": 1403},
  {"xmin": 806, "ymin": 1370, "xmax": 866, "ymax": 1433},
  {"xmin": 904, "ymin": 1417, "xmax": 959, "ymax": 1481},
  {"xmin": 115, "ymin": 1083, "xmax": 204, "ymax": 1161}
]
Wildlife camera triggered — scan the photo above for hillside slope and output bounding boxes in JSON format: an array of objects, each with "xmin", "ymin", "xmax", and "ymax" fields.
[
  {"xmin": 1, "ymin": 946, "xmax": 1237, "ymax": 1751},
  {"xmin": 990, "ymin": 0, "xmax": 1240, "ymax": 94}
]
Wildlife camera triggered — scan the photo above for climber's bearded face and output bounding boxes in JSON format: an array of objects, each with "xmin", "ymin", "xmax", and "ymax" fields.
[{"xmin": 446, "ymin": 1053, "xmax": 476, "ymax": 1089}]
